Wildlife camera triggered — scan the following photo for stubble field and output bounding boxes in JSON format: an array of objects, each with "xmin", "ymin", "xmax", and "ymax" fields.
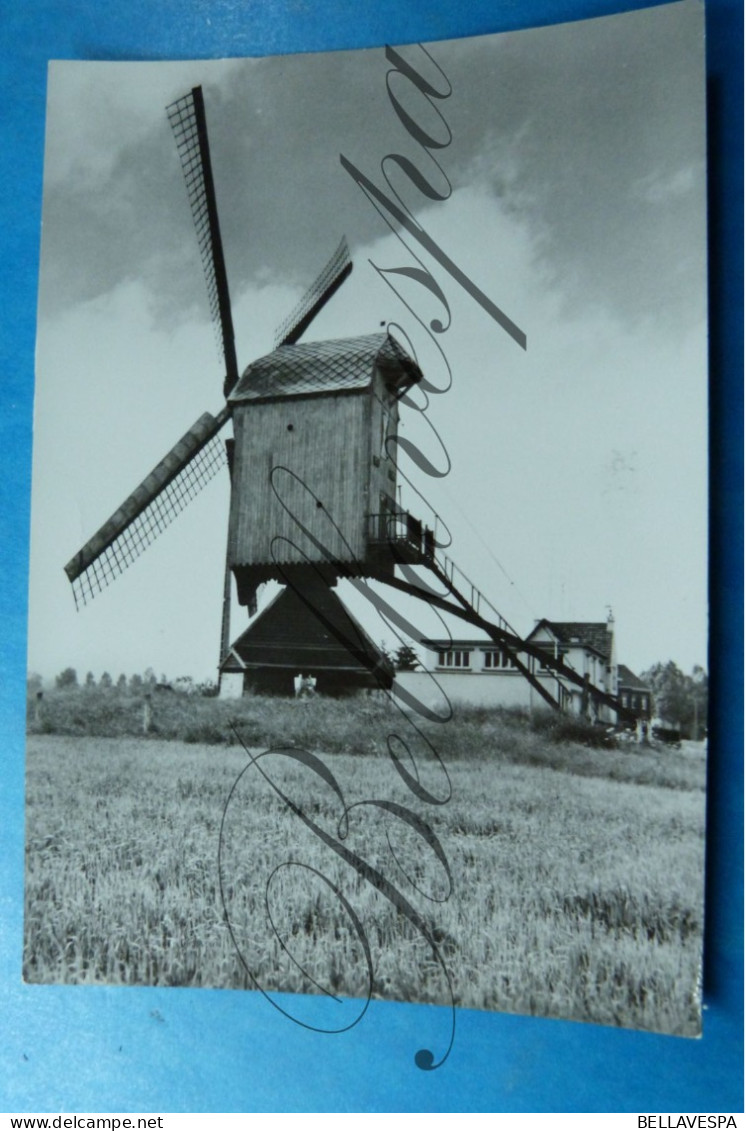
[{"xmin": 24, "ymin": 696, "xmax": 706, "ymax": 1036}]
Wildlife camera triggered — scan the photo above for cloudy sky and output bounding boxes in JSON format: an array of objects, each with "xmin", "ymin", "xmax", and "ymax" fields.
[{"xmin": 28, "ymin": 0, "xmax": 708, "ymax": 685}]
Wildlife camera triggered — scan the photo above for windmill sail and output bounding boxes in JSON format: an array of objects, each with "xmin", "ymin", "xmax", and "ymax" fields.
[
  {"xmin": 64, "ymin": 408, "xmax": 230, "ymax": 608},
  {"xmin": 273, "ymin": 237, "xmax": 353, "ymax": 347},
  {"xmin": 167, "ymin": 86, "xmax": 239, "ymax": 396}
]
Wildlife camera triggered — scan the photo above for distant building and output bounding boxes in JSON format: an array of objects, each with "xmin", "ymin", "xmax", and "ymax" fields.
[
  {"xmin": 404, "ymin": 638, "xmax": 530, "ymax": 711},
  {"xmin": 616, "ymin": 664, "xmax": 654, "ymax": 724},
  {"xmin": 524, "ymin": 618, "xmax": 618, "ymax": 722},
  {"xmin": 395, "ymin": 612, "xmax": 643, "ymax": 726}
]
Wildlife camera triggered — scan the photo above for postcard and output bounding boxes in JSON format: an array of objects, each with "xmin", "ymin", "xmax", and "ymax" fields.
[{"xmin": 23, "ymin": 0, "xmax": 709, "ymax": 1082}]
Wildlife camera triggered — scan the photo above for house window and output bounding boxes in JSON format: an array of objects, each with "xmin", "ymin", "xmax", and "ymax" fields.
[
  {"xmin": 640, "ymin": 696, "xmax": 648, "ymax": 713},
  {"xmin": 437, "ymin": 649, "xmax": 472, "ymax": 669},
  {"xmin": 621, "ymin": 694, "xmax": 629, "ymax": 707},
  {"xmin": 483, "ymin": 649, "xmax": 517, "ymax": 670}
]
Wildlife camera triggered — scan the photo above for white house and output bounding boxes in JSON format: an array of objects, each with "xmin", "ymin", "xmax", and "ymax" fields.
[
  {"xmin": 395, "ymin": 612, "xmax": 633, "ymax": 724},
  {"xmin": 523, "ymin": 617, "xmax": 617, "ymax": 722}
]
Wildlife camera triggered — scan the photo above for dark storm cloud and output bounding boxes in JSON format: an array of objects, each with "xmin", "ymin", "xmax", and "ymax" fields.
[
  {"xmin": 439, "ymin": 1, "xmax": 707, "ymax": 329},
  {"xmin": 40, "ymin": 2, "xmax": 705, "ymax": 333},
  {"xmin": 39, "ymin": 47, "xmax": 410, "ymax": 330}
]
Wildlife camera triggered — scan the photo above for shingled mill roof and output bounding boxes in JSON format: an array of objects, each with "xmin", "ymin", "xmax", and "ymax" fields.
[{"xmin": 229, "ymin": 332, "xmax": 421, "ymax": 404}]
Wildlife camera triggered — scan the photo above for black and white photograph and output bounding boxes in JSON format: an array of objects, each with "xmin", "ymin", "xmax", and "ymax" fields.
[{"xmin": 24, "ymin": 0, "xmax": 709, "ymax": 1050}]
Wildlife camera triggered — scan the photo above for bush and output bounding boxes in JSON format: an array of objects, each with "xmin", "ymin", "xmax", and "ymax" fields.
[
  {"xmin": 55, "ymin": 667, "xmax": 78, "ymax": 689},
  {"xmin": 182, "ymin": 722, "xmax": 231, "ymax": 745},
  {"xmin": 529, "ymin": 710, "xmax": 617, "ymax": 749}
]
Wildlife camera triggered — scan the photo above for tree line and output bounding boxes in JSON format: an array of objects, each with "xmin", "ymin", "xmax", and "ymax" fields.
[{"xmin": 28, "ymin": 669, "xmax": 218, "ymax": 697}]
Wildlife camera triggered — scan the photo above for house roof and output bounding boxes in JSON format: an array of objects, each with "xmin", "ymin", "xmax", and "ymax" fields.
[
  {"xmin": 527, "ymin": 620, "xmax": 613, "ymax": 661},
  {"xmin": 229, "ymin": 332, "xmax": 421, "ymax": 404},
  {"xmin": 617, "ymin": 664, "xmax": 651, "ymax": 691},
  {"xmin": 421, "ymin": 639, "xmax": 493, "ymax": 649}
]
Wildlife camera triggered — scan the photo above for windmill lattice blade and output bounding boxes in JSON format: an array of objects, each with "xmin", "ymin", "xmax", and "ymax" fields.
[
  {"xmin": 167, "ymin": 87, "xmax": 239, "ymax": 395},
  {"xmin": 274, "ymin": 237, "xmax": 353, "ymax": 348},
  {"xmin": 65, "ymin": 409, "xmax": 230, "ymax": 609}
]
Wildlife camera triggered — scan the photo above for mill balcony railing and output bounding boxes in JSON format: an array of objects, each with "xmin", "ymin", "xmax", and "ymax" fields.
[
  {"xmin": 368, "ymin": 504, "xmax": 433, "ymax": 558},
  {"xmin": 367, "ymin": 503, "xmax": 514, "ymax": 635}
]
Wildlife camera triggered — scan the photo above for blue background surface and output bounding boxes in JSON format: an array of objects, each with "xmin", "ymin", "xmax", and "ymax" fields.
[{"xmin": 1, "ymin": 0, "xmax": 742, "ymax": 1114}]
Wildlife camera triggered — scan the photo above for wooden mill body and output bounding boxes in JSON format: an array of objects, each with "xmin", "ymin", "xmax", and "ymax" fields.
[{"xmin": 226, "ymin": 332, "xmax": 422, "ymax": 609}]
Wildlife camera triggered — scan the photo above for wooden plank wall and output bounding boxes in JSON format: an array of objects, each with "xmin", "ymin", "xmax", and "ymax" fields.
[
  {"xmin": 368, "ymin": 373, "xmax": 400, "ymax": 514},
  {"xmin": 228, "ymin": 391, "xmax": 370, "ymax": 568}
]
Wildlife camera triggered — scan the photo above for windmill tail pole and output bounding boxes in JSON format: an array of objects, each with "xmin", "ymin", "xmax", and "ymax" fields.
[
  {"xmin": 378, "ymin": 545, "xmax": 634, "ymax": 722},
  {"xmin": 418, "ymin": 550, "xmax": 636, "ymax": 721}
]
